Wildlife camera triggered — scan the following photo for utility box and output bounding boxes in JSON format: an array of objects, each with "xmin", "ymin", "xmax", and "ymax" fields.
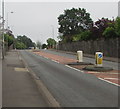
[
  {"xmin": 77, "ymin": 51, "xmax": 83, "ymax": 62},
  {"xmin": 95, "ymin": 52, "xmax": 103, "ymax": 67}
]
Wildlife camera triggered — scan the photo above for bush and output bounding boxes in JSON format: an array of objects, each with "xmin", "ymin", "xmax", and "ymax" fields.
[
  {"xmin": 103, "ymin": 27, "xmax": 116, "ymax": 38},
  {"xmin": 115, "ymin": 17, "xmax": 120, "ymax": 37},
  {"xmin": 72, "ymin": 34, "xmax": 81, "ymax": 41},
  {"xmin": 79, "ymin": 30, "xmax": 92, "ymax": 41},
  {"xmin": 72, "ymin": 30, "xmax": 92, "ymax": 41}
]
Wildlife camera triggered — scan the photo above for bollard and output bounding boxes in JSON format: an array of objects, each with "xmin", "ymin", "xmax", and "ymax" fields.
[
  {"xmin": 95, "ymin": 52, "xmax": 103, "ymax": 67},
  {"xmin": 77, "ymin": 51, "xmax": 83, "ymax": 62}
]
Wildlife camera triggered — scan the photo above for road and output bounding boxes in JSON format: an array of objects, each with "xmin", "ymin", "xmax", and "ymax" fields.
[
  {"xmin": 20, "ymin": 50, "xmax": 118, "ymax": 107},
  {"xmin": 41, "ymin": 49, "xmax": 119, "ymax": 70}
]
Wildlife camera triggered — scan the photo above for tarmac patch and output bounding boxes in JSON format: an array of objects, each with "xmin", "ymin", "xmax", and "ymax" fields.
[{"xmin": 14, "ymin": 67, "xmax": 29, "ymax": 72}]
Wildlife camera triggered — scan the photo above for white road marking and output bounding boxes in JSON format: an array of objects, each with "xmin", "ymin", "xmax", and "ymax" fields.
[
  {"xmin": 98, "ymin": 78, "xmax": 120, "ymax": 87},
  {"xmin": 104, "ymin": 78, "xmax": 120, "ymax": 80},
  {"xmin": 66, "ymin": 65, "xmax": 120, "ymax": 87},
  {"xmin": 65, "ymin": 65, "xmax": 84, "ymax": 73},
  {"xmin": 87, "ymin": 72, "xmax": 119, "ymax": 74},
  {"xmin": 44, "ymin": 57, "xmax": 49, "ymax": 59},
  {"xmin": 51, "ymin": 60, "xmax": 59, "ymax": 63},
  {"xmin": 33, "ymin": 52, "xmax": 120, "ymax": 87}
]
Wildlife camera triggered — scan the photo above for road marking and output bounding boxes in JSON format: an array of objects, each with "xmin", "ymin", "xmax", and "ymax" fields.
[
  {"xmin": 44, "ymin": 57, "xmax": 49, "ymax": 59},
  {"xmin": 51, "ymin": 60, "xmax": 59, "ymax": 63},
  {"xmin": 14, "ymin": 67, "xmax": 29, "ymax": 72},
  {"xmin": 98, "ymin": 77, "xmax": 120, "ymax": 87},
  {"xmin": 104, "ymin": 78, "xmax": 120, "ymax": 80},
  {"xmin": 87, "ymin": 72, "xmax": 119, "ymax": 74},
  {"xmin": 65, "ymin": 65, "xmax": 84, "ymax": 73},
  {"xmin": 66, "ymin": 65, "xmax": 120, "ymax": 87}
]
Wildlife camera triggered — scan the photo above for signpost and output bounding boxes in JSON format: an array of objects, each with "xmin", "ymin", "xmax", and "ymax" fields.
[{"xmin": 95, "ymin": 52, "xmax": 103, "ymax": 67}]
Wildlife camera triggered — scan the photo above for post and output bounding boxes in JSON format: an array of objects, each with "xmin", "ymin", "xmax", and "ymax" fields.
[
  {"xmin": 2, "ymin": 0, "xmax": 4, "ymax": 59},
  {"xmin": 95, "ymin": 52, "xmax": 103, "ymax": 67},
  {"xmin": 6, "ymin": 11, "xmax": 13, "ymax": 29},
  {"xmin": 51, "ymin": 25, "xmax": 54, "ymax": 48},
  {"xmin": 6, "ymin": 12, "xmax": 14, "ymax": 50},
  {"xmin": 77, "ymin": 51, "xmax": 83, "ymax": 62}
]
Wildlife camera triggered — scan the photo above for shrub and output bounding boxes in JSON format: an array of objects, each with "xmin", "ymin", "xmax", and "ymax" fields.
[
  {"xmin": 103, "ymin": 27, "xmax": 116, "ymax": 38},
  {"xmin": 72, "ymin": 34, "xmax": 81, "ymax": 41},
  {"xmin": 115, "ymin": 17, "xmax": 120, "ymax": 37},
  {"xmin": 79, "ymin": 30, "xmax": 92, "ymax": 41}
]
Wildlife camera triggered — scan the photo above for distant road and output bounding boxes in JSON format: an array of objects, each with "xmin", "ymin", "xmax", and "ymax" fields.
[{"xmin": 20, "ymin": 50, "xmax": 118, "ymax": 107}]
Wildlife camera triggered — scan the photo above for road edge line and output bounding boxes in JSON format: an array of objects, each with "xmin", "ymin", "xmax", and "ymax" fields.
[
  {"xmin": 65, "ymin": 65, "xmax": 120, "ymax": 87},
  {"xmin": 18, "ymin": 50, "xmax": 61, "ymax": 107},
  {"xmin": 65, "ymin": 65, "xmax": 84, "ymax": 73},
  {"xmin": 98, "ymin": 78, "xmax": 120, "ymax": 87}
]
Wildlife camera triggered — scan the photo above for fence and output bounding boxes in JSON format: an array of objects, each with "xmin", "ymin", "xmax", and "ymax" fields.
[{"xmin": 58, "ymin": 38, "xmax": 119, "ymax": 58}]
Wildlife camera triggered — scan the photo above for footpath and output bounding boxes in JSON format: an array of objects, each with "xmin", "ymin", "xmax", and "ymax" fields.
[
  {"xmin": 2, "ymin": 50, "xmax": 48, "ymax": 107},
  {"xmin": 32, "ymin": 50, "xmax": 120, "ymax": 86}
]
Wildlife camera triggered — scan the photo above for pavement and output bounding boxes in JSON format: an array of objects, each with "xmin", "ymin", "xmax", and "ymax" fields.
[
  {"xmin": 32, "ymin": 49, "xmax": 120, "ymax": 86},
  {"xmin": 2, "ymin": 50, "xmax": 48, "ymax": 107}
]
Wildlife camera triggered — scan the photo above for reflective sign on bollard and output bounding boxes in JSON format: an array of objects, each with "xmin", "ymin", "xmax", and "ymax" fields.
[{"xmin": 95, "ymin": 52, "xmax": 103, "ymax": 67}]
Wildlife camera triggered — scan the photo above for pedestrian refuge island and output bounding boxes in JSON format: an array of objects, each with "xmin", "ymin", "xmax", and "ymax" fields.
[
  {"xmin": 67, "ymin": 50, "xmax": 113, "ymax": 72},
  {"xmin": 83, "ymin": 51, "xmax": 113, "ymax": 72}
]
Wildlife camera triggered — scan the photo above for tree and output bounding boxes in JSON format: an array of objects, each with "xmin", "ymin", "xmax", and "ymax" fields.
[
  {"xmin": 58, "ymin": 8, "xmax": 93, "ymax": 42},
  {"xmin": 93, "ymin": 18, "xmax": 114, "ymax": 39},
  {"xmin": 102, "ymin": 17, "xmax": 120, "ymax": 38},
  {"xmin": 42, "ymin": 44, "xmax": 47, "ymax": 49},
  {"xmin": 4, "ymin": 33, "xmax": 15, "ymax": 49},
  {"xmin": 36, "ymin": 41, "xmax": 41, "ymax": 49},
  {"xmin": 16, "ymin": 35, "xmax": 35, "ymax": 49},
  {"xmin": 47, "ymin": 38, "xmax": 56, "ymax": 48},
  {"xmin": 103, "ymin": 27, "xmax": 116, "ymax": 38},
  {"xmin": 16, "ymin": 42, "xmax": 27, "ymax": 49},
  {"xmin": 115, "ymin": 17, "xmax": 120, "ymax": 37}
]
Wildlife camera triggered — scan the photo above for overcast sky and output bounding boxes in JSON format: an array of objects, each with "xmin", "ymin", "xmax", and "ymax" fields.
[{"xmin": 2, "ymin": 1, "xmax": 119, "ymax": 44}]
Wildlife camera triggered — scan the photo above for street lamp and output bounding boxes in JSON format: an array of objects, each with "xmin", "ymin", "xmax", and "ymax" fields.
[
  {"xmin": 6, "ymin": 11, "xmax": 14, "ymax": 29},
  {"xmin": 51, "ymin": 25, "xmax": 54, "ymax": 40},
  {"xmin": 51, "ymin": 25, "xmax": 55, "ymax": 49},
  {"xmin": 6, "ymin": 11, "xmax": 14, "ymax": 50}
]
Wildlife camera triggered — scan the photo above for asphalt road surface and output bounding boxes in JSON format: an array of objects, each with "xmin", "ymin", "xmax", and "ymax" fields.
[
  {"xmin": 41, "ymin": 49, "xmax": 119, "ymax": 70},
  {"xmin": 20, "ymin": 50, "xmax": 118, "ymax": 107}
]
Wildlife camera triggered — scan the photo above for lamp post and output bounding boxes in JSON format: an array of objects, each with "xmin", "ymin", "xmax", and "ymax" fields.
[
  {"xmin": 2, "ymin": 0, "xmax": 5, "ymax": 59},
  {"xmin": 6, "ymin": 11, "xmax": 13, "ymax": 50},
  {"xmin": 51, "ymin": 25, "xmax": 54, "ymax": 40},
  {"xmin": 6, "ymin": 11, "xmax": 13, "ymax": 29},
  {"xmin": 51, "ymin": 25, "xmax": 55, "ymax": 48}
]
